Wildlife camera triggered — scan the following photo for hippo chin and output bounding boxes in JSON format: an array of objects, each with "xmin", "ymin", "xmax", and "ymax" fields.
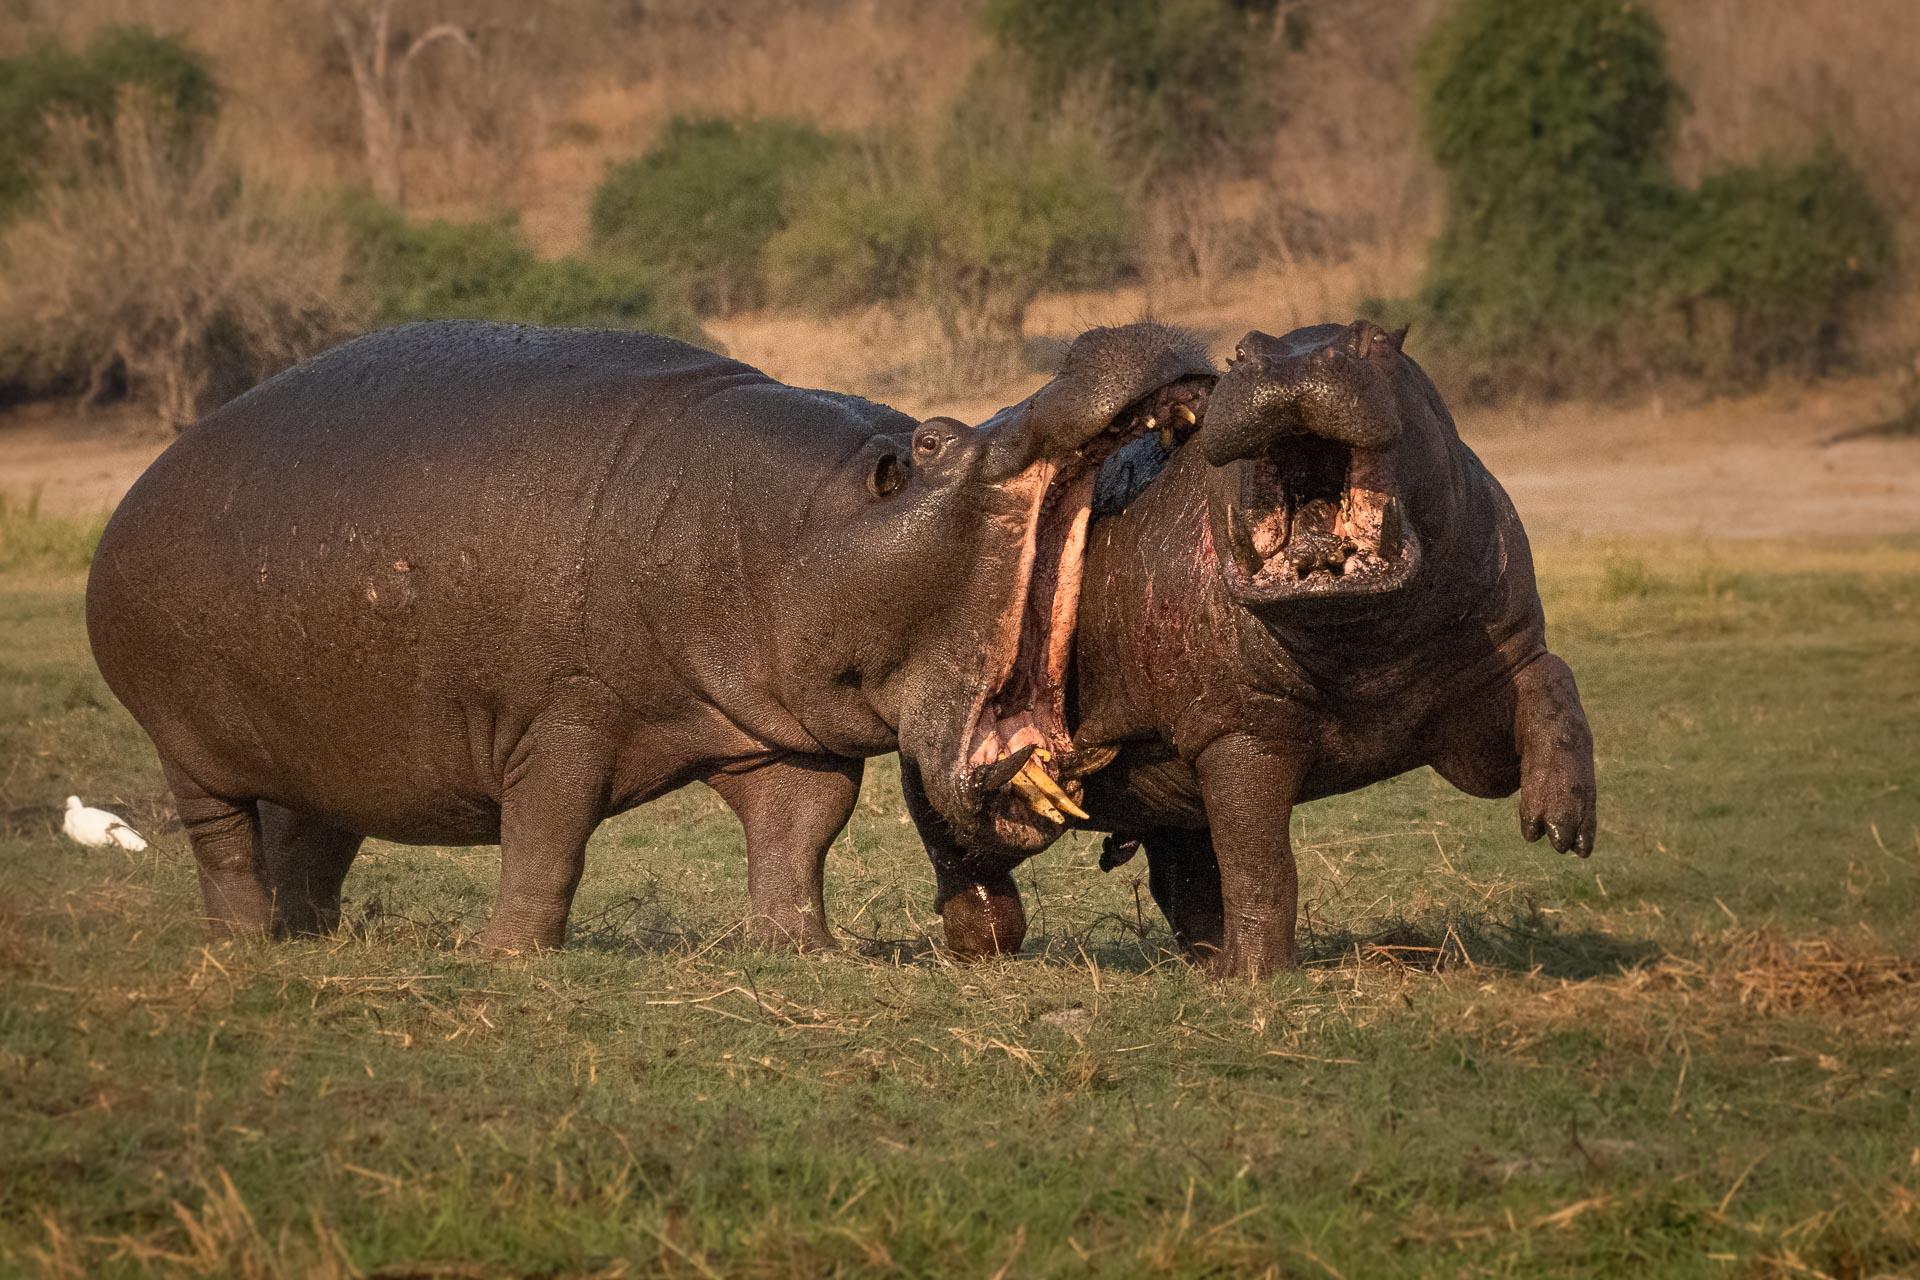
[
  {"xmin": 913, "ymin": 319, "xmax": 1598, "ymax": 976},
  {"xmin": 86, "ymin": 320, "xmax": 1203, "ymax": 951}
]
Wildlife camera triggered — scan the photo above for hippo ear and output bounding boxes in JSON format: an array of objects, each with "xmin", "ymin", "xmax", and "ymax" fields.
[
  {"xmin": 1347, "ymin": 319, "xmax": 1408, "ymax": 361},
  {"xmin": 867, "ymin": 448, "xmax": 907, "ymax": 499}
]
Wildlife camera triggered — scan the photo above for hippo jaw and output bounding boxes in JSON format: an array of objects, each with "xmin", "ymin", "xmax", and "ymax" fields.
[
  {"xmin": 1199, "ymin": 320, "xmax": 1424, "ymax": 619},
  {"xmin": 932, "ymin": 327, "xmax": 1216, "ymax": 852},
  {"xmin": 959, "ymin": 379, "xmax": 1214, "ymax": 849}
]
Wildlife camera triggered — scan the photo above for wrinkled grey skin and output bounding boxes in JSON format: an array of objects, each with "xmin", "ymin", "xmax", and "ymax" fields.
[
  {"xmin": 87, "ymin": 320, "xmax": 1195, "ymax": 951},
  {"xmin": 909, "ymin": 320, "xmax": 1597, "ymax": 976}
]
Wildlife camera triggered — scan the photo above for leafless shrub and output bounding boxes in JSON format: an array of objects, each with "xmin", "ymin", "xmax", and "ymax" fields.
[
  {"xmin": 1141, "ymin": 170, "xmax": 1262, "ymax": 302},
  {"xmin": 1259, "ymin": 0, "xmax": 1443, "ymax": 270},
  {"xmin": 325, "ymin": 0, "xmax": 480, "ymax": 208},
  {"xmin": 1656, "ymin": 0, "xmax": 1920, "ymax": 212},
  {"xmin": 0, "ymin": 92, "xmax": 358, "ymax": 430}
]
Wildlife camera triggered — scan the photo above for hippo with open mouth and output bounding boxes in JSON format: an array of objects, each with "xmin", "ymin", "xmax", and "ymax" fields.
[
  {"xmin": 86, "ymin": 320, "xmax": 1209, "ymax": 951},
  {"xmin": 910, "ymin": 319, "xmax": 1597, "ymax": 977}
]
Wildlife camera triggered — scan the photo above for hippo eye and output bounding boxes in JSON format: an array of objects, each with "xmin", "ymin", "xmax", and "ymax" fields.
[{"xmin": 913, "ymin": 429, "xmax": 943, "ymax": 457}]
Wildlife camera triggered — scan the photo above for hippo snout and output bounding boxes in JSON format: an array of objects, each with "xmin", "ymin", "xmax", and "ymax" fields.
[{"xmin": 1199, "ymin": 321, "xmax": 1407, "ymax": 465}]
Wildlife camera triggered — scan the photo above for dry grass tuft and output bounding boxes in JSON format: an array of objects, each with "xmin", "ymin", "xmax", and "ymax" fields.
[
  {"xmin": 29, "ymin": 1170, "xmax": 358, "ymax": 1280},
  {"xmin": 1654, "ymin": 929, "xmax": 1919, "ymax": 1016},
  {"xmin": 1500, "ymin": 928, "xmax": 1920, "ymax": 1059}
]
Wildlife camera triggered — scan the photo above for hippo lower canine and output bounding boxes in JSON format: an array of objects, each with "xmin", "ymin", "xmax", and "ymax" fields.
[
  {"xmin": 88, "ymin": 320, "xmax": 1209, "ymax": 950},
  {"xmin": 908, "ymin": 320, "xmax": 1597, "ymax": 977}
]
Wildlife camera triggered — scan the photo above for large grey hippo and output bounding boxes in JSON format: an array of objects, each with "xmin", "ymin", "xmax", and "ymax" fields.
[
  {"xmin": 87, "ymin": 320, "xmax": 1209, "ymax": 951},
  {"xmin": 908, "ymin": 320, "xmax": 1598, "ymax": 977}
]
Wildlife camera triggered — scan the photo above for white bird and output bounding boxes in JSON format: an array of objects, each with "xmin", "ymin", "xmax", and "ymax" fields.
[{"xmin": 62, "ymin": 796, "xmax": 149, "ymax": 851}]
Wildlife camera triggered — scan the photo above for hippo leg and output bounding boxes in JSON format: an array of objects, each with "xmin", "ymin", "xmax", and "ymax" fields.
[
  {"xmin": 259, "ymin": 801, "xmax": 364, "ymax": 937},
  {"xmin": 709, "ymin": 755, "xmax": 861, "ymax": 951},
  {"xmin": 477, "ymin": 700, "xmax": 623, "ymax": 952},
  {"xmin": 162, "ymin": 757, "xmax": 272, "ymax": 939},
  {"xmin": 901, "ymin": 758, "xmax": 1028, "ymax": 959},
  {"xmin": 1429, "ymin": 653, "xmax": 1597, "ymax": 858},
  {"xmin": 1194, "ymin": 733, "xmax": 1304, "ymax": 979},
  {"xmin": 1142, "ymin": 828, "xmax": 1225, "ymax": 962},
  {"xmin": 479, "ymin": 779, "xmax": 602, "ymax": 952},
  {"xmin": 1512, "ymin": 654, "xmax": 1597, "ymax": 856}
]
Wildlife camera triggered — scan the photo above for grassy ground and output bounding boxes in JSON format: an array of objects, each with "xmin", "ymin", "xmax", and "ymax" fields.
[{"xmin": 1, "ymin": 521, "xmax": 1916, "ymax": 1278}]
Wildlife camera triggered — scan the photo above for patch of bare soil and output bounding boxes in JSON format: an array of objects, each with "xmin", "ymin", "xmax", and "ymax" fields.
[
  {"xmin": 0, "ymin": 401, "xmax": 170, "ymax": 517},
  {"xmin": 1461, "ymin": 380, "xmax": 1920, "ymax": 540}
]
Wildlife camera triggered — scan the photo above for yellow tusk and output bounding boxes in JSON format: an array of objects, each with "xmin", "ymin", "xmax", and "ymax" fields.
[
  {"xmin": 1019, "ymin": 758, "xmax": 1090, "ymax": 821},
  {"xmin": 1011, "ymin": 772, "xmax": 1065, "ymax": 824},
  {"xmin": 1159, "ymin": 426, "xmax": 1176, "ymax": 450},
  {"xmin": 1173, "ymin": 404, "xmax": 1197, "ymax": 426}
]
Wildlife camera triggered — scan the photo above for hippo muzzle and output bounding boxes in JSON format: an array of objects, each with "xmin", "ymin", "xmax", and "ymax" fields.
[{"xmin": 1198, "ymin": 320, "xmax": 1424, "ymax": 616}]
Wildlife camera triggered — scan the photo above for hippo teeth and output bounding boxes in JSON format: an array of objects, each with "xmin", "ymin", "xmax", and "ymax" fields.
[
  {"xmin": 1008, "ymin": 753, "xmax": 1088, "ymax": 824},
  {"xmin": 1378, "ymin": 498, "xmax": 1404, "ymax": 561},
  {"xmin": 1224, "ymin": 434, "xmax": 1420, "ymax": 605},
  {"xmin": 971, "ymin": 373, "xmax": 1218, "ymax": 839},
  {"xmin": 1226, "ymin": 503, "xmax": 1259, "ymax": 570}
]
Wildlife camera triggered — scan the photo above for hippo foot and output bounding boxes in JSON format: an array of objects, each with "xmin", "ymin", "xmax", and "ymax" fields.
[
  {"xmin": 939, "ymin": 879, "xmax": 1028, "ymax": 960},
  {"xmin": 269, "ymin": 905, "xmax": 343, "ymax": 940},
  {"xmin": 473, "ymin": 920, "xmax": 567, "ymax": 955},
  {"xmin": 1519, "ymin": 745, "xmax": 1597, "ymax": 857},
  {"xmin": 201, "ymin": 915, "xmax": 274, "ymax": 942},
  {"xmin": 1194, "ymin": 930, "xmax": 1296, "ymax": 981},
  {"xmin": 745, "ymin": 915, "xmax": 839, "ymax": 954}
]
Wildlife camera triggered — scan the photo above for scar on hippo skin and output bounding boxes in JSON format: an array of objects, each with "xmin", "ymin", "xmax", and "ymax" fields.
[{"xmin": 915, "ymin": 317, "xmax": 1597, "ymax": 978}]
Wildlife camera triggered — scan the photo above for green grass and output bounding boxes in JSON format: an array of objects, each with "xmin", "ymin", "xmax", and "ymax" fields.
[
  {"xmin": 2, "ymin": 534, "xmax": 1917, "ymax": 1278},
  {"xmin": 0, "ymin": 495, "xmax": 108, "ymax": 575}
]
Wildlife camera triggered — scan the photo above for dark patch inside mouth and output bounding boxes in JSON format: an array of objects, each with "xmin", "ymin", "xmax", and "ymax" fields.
[{"xmin": 1229, "ymin": 435, "xmax": 1411, "ymax": 593}]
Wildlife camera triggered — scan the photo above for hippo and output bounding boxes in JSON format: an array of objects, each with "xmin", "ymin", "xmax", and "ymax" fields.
[
  {"xmin": 906, "ymin": 320, "xmax": 1597, "ymax": 977},
  {"xmin": 87, "ymin": 320, "xmax": 1210, "ymax": 951}
]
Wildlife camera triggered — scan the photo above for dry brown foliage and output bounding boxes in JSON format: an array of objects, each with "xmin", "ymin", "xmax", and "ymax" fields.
[{"xmin": 0, "ymin": 93, "xmax": 358, "ymax": 429}]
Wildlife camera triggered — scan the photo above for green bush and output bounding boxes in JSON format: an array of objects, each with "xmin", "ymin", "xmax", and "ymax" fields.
[
  {"xmin": 767, "ymin": 119, "xmax": 1134, "ymax": 379},
  {"xmin": 588, "ymin": 117, "xmax": 839, "ymax": 315},
  {"xmin": 0, "ymin": 26, "xmax": 217, "ymax": 219},
  {"xmin": 763, "ymin": 149, "xmax": 930, "ymax": 315},
  {"xmin": 979, "ymin": 0, "xmax": 1275, "ymax": 171},
  {"xmin": 1412, "ymin": 0, "xmax": 1681, "ymax": 392},
  {"xmin": 1667, "ymin": 148, "xmax": 1893, "ymax": 380},
  {"xmin": 1409, "ymin": 0, "xmax": 1891, "ymax": 397},
  {"xmin": 342, "ymin": 199, "xmax": 704, "ymax": 341}
]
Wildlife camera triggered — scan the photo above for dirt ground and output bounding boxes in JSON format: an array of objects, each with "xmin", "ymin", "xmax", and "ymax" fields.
[{"xmin": 3, "ymin": 300, "xmax": 1916, "ymax": 539}]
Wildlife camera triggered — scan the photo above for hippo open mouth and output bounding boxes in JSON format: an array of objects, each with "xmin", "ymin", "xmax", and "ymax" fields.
[
  {"xmin": 1195, "ymin": 321, "xmax": 1423, "ymax": 612},
  {"xmin": 966, "ymin": 376, "xmax": 1213, "ymax": 836},
  {"xmin": 1220, "ymin": 435, "xmax": 1420, "ymax": 603}
]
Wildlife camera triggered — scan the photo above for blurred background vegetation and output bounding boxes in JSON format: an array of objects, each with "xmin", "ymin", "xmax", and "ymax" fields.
[{"xmin": 0, "ymin": 0, "xmax": 1912, "ymax": 426}]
